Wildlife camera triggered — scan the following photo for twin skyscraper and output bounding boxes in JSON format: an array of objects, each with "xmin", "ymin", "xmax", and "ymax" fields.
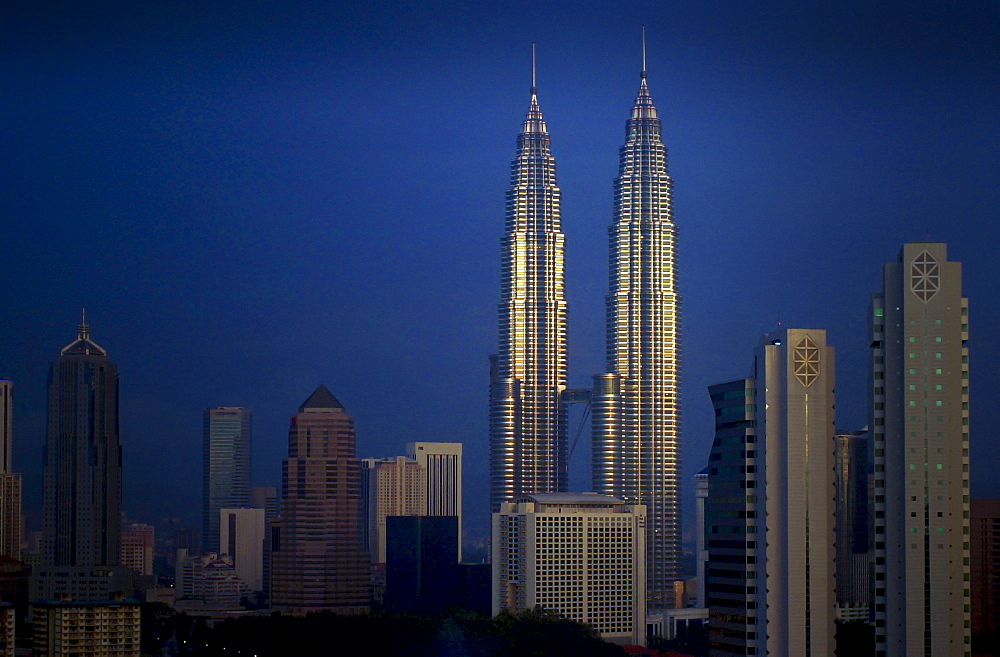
[{"xmin": 489, "ymin": 47, "xmax": 680, "ymax": 606}]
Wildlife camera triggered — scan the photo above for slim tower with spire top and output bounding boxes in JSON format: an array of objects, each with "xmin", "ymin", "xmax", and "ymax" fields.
[
  {"xmin": 592, "ymin": 37, "xmax": 682, "ymax": 606},
  {"xmin": 490, "ymin": 46, "xmax": 568, "ymax": 512},
  {"xmin": 42, "ymin": 313, "xmax": 122, "ymax": 567}
]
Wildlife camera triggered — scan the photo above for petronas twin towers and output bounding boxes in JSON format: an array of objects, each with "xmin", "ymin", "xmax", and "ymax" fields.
[{"xmin": 489, "ymin": 50, "xmax": 680, "ymax": 605}]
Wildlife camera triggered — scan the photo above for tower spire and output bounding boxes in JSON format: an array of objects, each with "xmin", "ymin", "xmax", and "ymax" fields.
[
  {"xmin": 78, "ymin": 308, "xmax": 89, "ymax": 340},
  {"xmin": 641, "ymin": 25, "xmax": 647, "ymax": 78},
  {"xmin": 531, "ymin": 42, "xmax": 537, "ymax": 95}
]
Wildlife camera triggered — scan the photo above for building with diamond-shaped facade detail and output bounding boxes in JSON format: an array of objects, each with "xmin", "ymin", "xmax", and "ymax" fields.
[
  {"xmin": 705, "ymin": 328, "xmax": 836, "ymax": 657},
  {"xmin": 870, "ymin": 243, "xmax": 970, "ymax": 657}
]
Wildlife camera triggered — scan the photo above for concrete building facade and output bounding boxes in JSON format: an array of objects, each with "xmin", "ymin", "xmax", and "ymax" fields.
[
  {"xmin": 871, "ymin": 243, "xmax": 970, "ymax": 657},
  {"xmin": 706, "ymin": 329, "xmax": 837, "ymax": 656},
  {"xmin": 219, "ymin": 507, "xmax": 265, "ymax": 592},
  {"xmin": 492, "ymin": 493, "xmax": 646, "ymax": 646}
]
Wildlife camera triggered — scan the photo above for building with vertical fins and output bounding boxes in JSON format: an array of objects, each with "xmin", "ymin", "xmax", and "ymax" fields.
[
  {"xmin": 706, "ymin": 329, "xmax": 837, "ymax": 657},
  {"xmin": 42, "ymin": 317, "xmax": 121, "ymax": 567},
  {"xmin": 270, "ymin": 385, "xmax": 369, "ymax": 613},
  {"xmin": 870, "ymin": 243, "xmax": 970, "ymax": 657},
  {"xmin": 489, "ymin": 54, "xmax": 568, "ymax": 513},
  {"xmin": 0, "ymin": 380, "xmax": 21, "ymax": 561},
  {"xmin": 202, "ymin": 407, "xmax": 251, "ymax": 554},
  {"xmin": 592, "ymin": 57, "xmax": 680, "ymax": 605}
]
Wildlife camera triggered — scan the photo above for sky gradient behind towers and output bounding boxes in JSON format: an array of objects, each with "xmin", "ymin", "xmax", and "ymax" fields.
[{"xmin": 4, "ymin": 0, "xmax": 999, "ymax": 540}]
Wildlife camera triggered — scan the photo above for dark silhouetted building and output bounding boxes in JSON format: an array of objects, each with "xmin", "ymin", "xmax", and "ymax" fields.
[
  {"xmin": 971, "ymin": 499, "xmax": 1000, "ymax": 644},
  {"xmin": 384, "ymin": 515, "xmax": 458, "ymax": 614},
  {"xmin": 269, "ymin": 385, "xmax": 369, "ymax": 612},
  {"xmin": 834, "ymin": 430, "xmax": 870, "ymax": 621},
  {"xmin": 42, "ymin": 317, "xmax": 121, "ymax": 568},
  {"xmin": 0, "ymin": 379, "xmax": 21, "ymax": 561}
]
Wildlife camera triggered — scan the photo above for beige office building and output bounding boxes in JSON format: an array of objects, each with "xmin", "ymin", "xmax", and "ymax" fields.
[
  {"xmin": 492, "ymin": 493, "xmax": 646, "ymax": 646},
  {"xmin": 871, "ymin": 243, "xmax": 970, "ymax": 657}
]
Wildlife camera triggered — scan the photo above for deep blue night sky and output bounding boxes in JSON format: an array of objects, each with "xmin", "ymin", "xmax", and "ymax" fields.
[{"xmin": 5, "ymin": 1, "xmax": 999, "ymax": 545}]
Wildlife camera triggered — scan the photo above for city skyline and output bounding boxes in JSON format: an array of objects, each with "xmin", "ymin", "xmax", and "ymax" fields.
[{"xmin": 5, "ymin": 2, "xmax": 1000, "ymax": 539}]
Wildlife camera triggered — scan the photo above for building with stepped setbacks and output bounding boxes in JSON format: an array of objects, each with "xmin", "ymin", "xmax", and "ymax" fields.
[
  {"xmin": 269, "ymin": 385, "xmax": 369, "ymax": 612},
  {"xmin": 489, "ymin": 50, "xmax": 568, "ymax": 513},
  {"xmin": 592, "ymin": 55, "xmax": 681, "ymax": 606}
]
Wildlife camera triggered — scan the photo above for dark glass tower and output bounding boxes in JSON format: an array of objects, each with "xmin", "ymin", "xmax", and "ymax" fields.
[
  {"xmin": 42, "ymin": 317, "xmax": 121, "ymax": 567},
  {"xmin": 202, "ymin": 407, "xmax": 251, "ymax": 553},
  {"xmin": 592, "ymin": 62, "xmax": 680, "ymax": 605},
  {"xmin": 489, "ymin": 57, "xmax": 568, "ymax": 512}
]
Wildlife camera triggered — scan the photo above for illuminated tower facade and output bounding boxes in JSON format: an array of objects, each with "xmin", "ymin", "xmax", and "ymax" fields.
[
  {"xmin": 592, "ymin": 62, "xmax": 680, "ymax": 605},
  {"xmin": 42, "ymin": 318, "xmax": 121, "ymax": 567},
  {"xmin": 489, "ymin": 59, "xmax": 568, "ymax": 512}
]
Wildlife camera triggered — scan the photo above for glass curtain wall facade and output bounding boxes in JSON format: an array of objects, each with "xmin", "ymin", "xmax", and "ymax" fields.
[
  {"xmin": 592, "ymin": 67, "xmax": 680, "ymax": 605},
  {"xmin": 489, "ymin": 71, "xmax": 568, "ymax": 512},
  {"xmin": 202, "ymin": 407, "xmax": 251, "ymax": 554}
]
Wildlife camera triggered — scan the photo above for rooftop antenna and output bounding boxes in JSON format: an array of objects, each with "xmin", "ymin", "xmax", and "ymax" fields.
[{"xmin": 531, "ymin": 42, "xmax": 537, "ymax": 94}]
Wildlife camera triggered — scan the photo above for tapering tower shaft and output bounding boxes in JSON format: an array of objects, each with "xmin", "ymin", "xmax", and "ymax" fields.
[
  {"xmin": 490, "ymin": 83, "xmax": 568, "ymax": 512},
  {"xmin": 593, "ymin": 71, "xmax": 681, "ymax": 605}
]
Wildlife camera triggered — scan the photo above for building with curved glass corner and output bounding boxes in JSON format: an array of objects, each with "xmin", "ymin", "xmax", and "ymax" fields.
[
  {"xmin": 592, "ymin": 66, "xmax": 680, "ymax": 606},
  {"xmin": 489, "ymin": 69, "xmax": 568, "ymax": 513}
]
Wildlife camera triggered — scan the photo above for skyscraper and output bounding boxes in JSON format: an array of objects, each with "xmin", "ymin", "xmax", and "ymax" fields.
[
  {"xmin": 202, "ymin": 407, "xmax": 251, "ymax": 554},
  {"xmin": 706, "ymin": 329, "xmax": 837, "ymax": 656},
  {"xmin": 408, "ymin": 442, "xmax": 463, "ymax": 559},
  {"xmin": 270, "ymin": 385, "xmax": 369, "ymax": 612},
  {"xmin": 489, "ymin": 51, "xmax": 568, "ymax": 513},
  {"xmin": 0, "ymin": 380, "xmax": 21, "ymax": 560},
  {"xmin": 871, "ymin": 243, "xmax": 970, "ymax": 656},
  {"xmin": 592, "ymin": 56, "xmax": 680, "ymax": 604},
  {"xmin": 42, "ymin": 318, "xmax": 121, "ymax": 567}
]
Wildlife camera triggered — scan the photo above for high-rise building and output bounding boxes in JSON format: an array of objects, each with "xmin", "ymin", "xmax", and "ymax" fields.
[
  {"xmin": 360, "ymin": 456, "xmax": 425, "ymax": 564},
  {"xmin": 202, "ymin": 407, "xmax": 251, "ymax": 555},
  {"xmin": 407, "ymin": 442, "xmax": 463, "ymax": 559},
  {"xmin": 489, "ymin": 53, "xmax": 568, "ymax": 513},
  {"xmin": 219, "ymin": 507, "xmax": 265, "ymax": 592},
  {"xmin": 42, "ymin": 318, "xmax": 121, "ymax": 567},
  {"xmin": 269, "ymin": 385, "xmax": 369, "ymax": 612},
  {"xmin": 834, "ymin": 430, "xmax": 870, "ymax": 621},
  {"xmin": 871, "ymin": 243, "xmax": 970, "ymax": 657},
  {"xmin": 0, "ymin": 380, "xmax": 21, "ymax": 561},
  {"xmin": 706, "ymin": 329, "xmax": 837, "ymax": 657},
  {"xmin": 492, "ymin": 493, "xmax": 646, "ymax": 646},
  {"xmin": 120, "ymin": 523, "xmax": 154, "ymax": 576},
  {"xmin": 591, "ymin": 58, "xmax": 681, "ymax": 606},
  {"xmin": 970, "ymin": 499, "xmax": 1000, "ymax": 644}
]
